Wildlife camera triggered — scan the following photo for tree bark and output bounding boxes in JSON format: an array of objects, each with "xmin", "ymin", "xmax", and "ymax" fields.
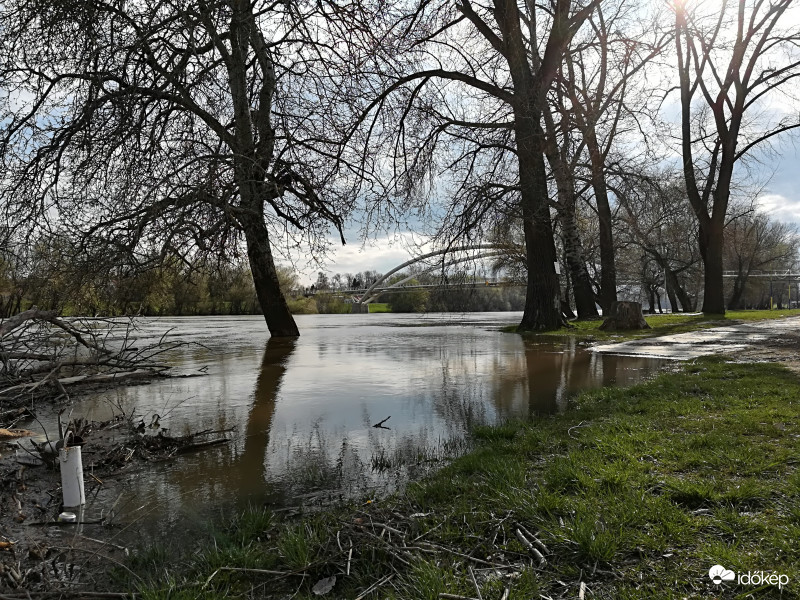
[
  {"xmin": 240, "ymin": 212, "xmax": 299, "ymax": 337},
  {"xmin": 699, "ymin": 220, "xmax": 726, "ymax": 314},
  {"xmin": 516, "ymin": 117, "xmax": 561, "ymax": 331},
  {"xmin": 518, "ymin": 170, "xmax": 561, "ymax": 331},
  {"xmin": 542, "ymin": 108, "xmax": 598, "ymax": 319},
  {"xmin": 585, "ymin": 127, "xmax": 617, "ymax": 312},
  {"xmin": 666, "ymin": 274, "xmax": 678, "ymax": 312},
  {"xmin": 560, "ymin": 286, "xmax": 576, "ymax": 319},
  {"xmin": 559, "ymin": 206, "xmax": 599, "ymax": 318},
  {"xmin": 666, "ymin": 268, "xmax": 692, "ymax": 312},
  {"xmin": 728, "ymin": 273, "xmax": 746, "ymax": 309}
]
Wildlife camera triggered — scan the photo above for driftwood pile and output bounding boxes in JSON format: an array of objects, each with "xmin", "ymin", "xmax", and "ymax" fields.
[
  {"xmin": 0, "ymin": 307, "xmax": 178, "ymax": 407},
  {"xmin": 97, "ymin": 427, "xmax": 234, "ymax": 469}
]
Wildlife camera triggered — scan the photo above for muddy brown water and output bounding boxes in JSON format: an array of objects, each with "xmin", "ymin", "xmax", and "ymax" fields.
[{"xmin": 12, "ymin": 313, "xmax": 664, "ymax": 547}]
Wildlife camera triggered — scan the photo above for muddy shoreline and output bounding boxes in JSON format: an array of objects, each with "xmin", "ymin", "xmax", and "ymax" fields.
[{"xmin": 0, "ymin": 383, "xmax": 234, "ymax": 594}]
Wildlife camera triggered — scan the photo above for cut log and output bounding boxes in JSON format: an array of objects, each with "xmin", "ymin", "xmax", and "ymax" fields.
[{"xmin": 599, "ymin": 301, "xmax": 650, "ymax": 331}]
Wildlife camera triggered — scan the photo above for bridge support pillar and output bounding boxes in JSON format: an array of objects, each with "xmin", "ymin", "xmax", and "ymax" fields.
[{"xmin": 350, "ymin": 303, "xmax": 369, "ymax": 314}]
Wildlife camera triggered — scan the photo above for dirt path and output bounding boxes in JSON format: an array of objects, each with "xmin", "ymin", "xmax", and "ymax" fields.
[{"xmin": 593, "ymin": 316, "xmax": 800, "ymax": 369}]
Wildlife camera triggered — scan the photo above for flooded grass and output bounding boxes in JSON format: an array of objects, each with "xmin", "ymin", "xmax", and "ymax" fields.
[
  {"xmin": 369, "ymin": 435, "xmax": 474, "ymax": 473},
  {"xmin": 124, "ymin": 356, "xmax": 800, "ymax": 599},
  {"xmin": 504, "ymin": 308, "xmax": 800, "ymax": 342}
]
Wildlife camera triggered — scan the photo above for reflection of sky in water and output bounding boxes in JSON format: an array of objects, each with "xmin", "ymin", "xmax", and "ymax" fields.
[{"xmin": 51, "ymin": 314, "xmax": 664, "ymax": 544}]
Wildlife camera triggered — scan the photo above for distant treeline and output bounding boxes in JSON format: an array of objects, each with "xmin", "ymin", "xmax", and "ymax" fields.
[
  {"xmin": 0, "ymin": 240, "xmax": 525, "ymax": 317},
  {"xmin": 0, "ymin": 250, "xmax": 263, "ymax": 317}
]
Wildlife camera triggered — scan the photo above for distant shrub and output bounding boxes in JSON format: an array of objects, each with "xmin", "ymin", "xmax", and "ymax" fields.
[
  {"xmin": 287, "ymin": 297, "xmax": 318, "ymax": 314},
  {"xmin": 314, "ymin": 293, "xmax": 350, "ymax": 314}
]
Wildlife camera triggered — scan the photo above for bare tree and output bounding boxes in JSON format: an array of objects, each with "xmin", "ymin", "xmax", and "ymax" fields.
[
  {"xmin": 351, "ymin": 0, "xmax": 602, "ymax": 331},
  {"xmin": 561, "ymin": 1, "xmax": 669, "ymax": 312},
  {"xmin": 615, "ymin": 174, "xmax": 703, "ymax": 312},
  {"xmin": 725, "ymin": 209, "xmax": 800, "ymax": 308},
  {"xmin": 674, "ymin": 0, "xmax": 800, "ymax": 314},
  {"xmin": 0, "ymin": 0, "xmax": 366, "ymax": 336},
  {"xmin": 542, "ymin": 83, "xmax": 600, "ymax": 318}
]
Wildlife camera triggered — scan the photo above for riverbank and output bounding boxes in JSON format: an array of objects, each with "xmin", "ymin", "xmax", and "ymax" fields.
[
  {"xmin": 117, "ymin": 356, "xmax": 799, "ymax": 599},
  {"xmin": 502, "ymin": 308, "xmax": 800, "ymax": 343}
]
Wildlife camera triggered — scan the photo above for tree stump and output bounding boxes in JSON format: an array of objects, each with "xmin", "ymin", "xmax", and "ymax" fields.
[{"xmin": 599, "ymin": 301, "xmax": 650, "ymax": 331}]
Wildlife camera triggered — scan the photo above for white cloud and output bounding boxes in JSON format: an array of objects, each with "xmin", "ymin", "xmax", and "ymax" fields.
[
  {"xmin": 293, "ymin": 233, "xmax": 434, "ymax": 284},
  {"xmin": 757, "ymin": 193, "xmax": 800, "ymax": 225}
]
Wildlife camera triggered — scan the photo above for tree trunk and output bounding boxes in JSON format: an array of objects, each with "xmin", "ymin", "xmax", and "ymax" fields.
[
  {"xmin": 515, "ymin": 114, "xmax": 560, "ymax": 331},
  {"xmin": 728, "ymin": 274, "xmax": 746, "ymax": 309},
  {"xmin": 666, "ymin": 274, "xmax": 679, "ymax": 312},
  {"xmin": 585, "ymin": 128, "xmax": 618, "ymax": 312},
  {"xmin": 543, "ymin": 105, "xmax": 598, "ymax": 319},
  {"xmin": 700, "ymin": 220, "xmax": 726, "ymax": 315},
  {"xmin": 560, "ymin": 293, "xmax": 576, "ymax": 320},
  {"xmin": 519, "ymin": 193, "xmax": 561, "ymax": 331},
  {"xmin": 561, "ymin": 267, "xmax": 576, "ymax": 319},
  {"xmin": 240, "ymin": 213, "xmax": 299, "ymax": 337},
  {"xmin": 560, "ymin": 209, "xmax": 599, "ymax": 319},
  {"xmin": 666, "ymin": 268, "xmax": 692, "ymax": 312},
  {"xmin": 599, "ymin": 301, "xmax": 650, "ymax": 331},
  {"xmin": 493, "ymin": 0, "xmax": 567, "ymax": 332}
]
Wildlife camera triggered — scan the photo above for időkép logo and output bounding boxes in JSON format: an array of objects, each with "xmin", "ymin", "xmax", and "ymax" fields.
[{"xmin": 709, "ymin": 565, "xmax": 789, "ymax": 590}]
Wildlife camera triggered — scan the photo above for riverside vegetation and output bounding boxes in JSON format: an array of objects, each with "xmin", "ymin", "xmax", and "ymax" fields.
[
  {"xmin": 500, "ymin": 308, "xmax": 800, "ymax": 343},
  {"xmin": 115, "ymin": 356, "xmax": 800, "ymax": 599}
]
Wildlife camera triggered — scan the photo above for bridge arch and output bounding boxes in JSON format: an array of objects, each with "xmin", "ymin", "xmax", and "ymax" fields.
[{"xmin": 354, "ymin": 244, "xmax": 510, "ymax": 309}]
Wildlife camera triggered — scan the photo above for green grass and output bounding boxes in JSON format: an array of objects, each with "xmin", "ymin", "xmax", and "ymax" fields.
[
  {"xmin": 504, "ymin": 308, "xmax": 800, "ymax": 342},
  {"xmin": 367, "ymin": 303, "xmax": 391, "ymax": 313},
  {"xmin": 126, "ymin": 357, "xmax": 800, "ymax": 599}
]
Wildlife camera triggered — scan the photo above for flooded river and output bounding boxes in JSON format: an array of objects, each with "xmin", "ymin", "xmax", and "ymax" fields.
[{"xmin": 42, "ymin": 313, "xmax": 663, "ymax": 541}]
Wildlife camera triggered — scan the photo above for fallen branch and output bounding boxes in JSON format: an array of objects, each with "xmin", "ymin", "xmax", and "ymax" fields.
[
  {"xmin": 0, "ymin": 307, "xmax": 57, "ymax": 338},
  {"xmin": 175, "ymin": 437, "xmax": 230, "ymax": 454},
  {"xmin": 515, "ymin": 528, "xmax": 547, "ymax": 567},
  {"xmin": 372, "ymin": 415, "xmax": 391, "ymax": 429},
  {"xmin": 0, "ymin": 311, "xmax": 185, "ymax": 406},
  {"xmin": 354, "ymin": 574, "xmax": 394, "ymax": 600}
]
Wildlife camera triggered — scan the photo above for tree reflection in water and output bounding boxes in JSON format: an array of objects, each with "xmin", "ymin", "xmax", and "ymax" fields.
[{"xmin": 162, "ymin": 337, "xmax": 295, "ymax": 507}]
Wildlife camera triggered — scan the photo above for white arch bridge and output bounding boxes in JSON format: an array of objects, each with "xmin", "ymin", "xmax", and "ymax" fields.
[{"xmin": 310, "ymin": 244, "xmax": 521, "ymax": 313}]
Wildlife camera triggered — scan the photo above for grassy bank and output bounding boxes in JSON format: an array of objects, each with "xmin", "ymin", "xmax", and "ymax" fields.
[
  {"xmin": 125, "ymin": 357, "xmax": 800, "ymax": 599},
  {"xmin": 368, "ymin": 303, "xmax": 392, "ymax": 313},
  {"xmin": 503, "ymin": 308, "xmax": 800, "ymax": 342}
]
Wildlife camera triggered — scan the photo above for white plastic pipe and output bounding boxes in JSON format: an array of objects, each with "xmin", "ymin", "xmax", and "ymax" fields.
[{"xmin": 58, "ymin": 446, "xmax": 85, "ymax": 507}]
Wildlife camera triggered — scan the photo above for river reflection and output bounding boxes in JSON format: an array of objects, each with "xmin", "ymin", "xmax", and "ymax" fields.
[{"xmin": 59, "ymin": 313, "xmax": 663, "ymax": 538}]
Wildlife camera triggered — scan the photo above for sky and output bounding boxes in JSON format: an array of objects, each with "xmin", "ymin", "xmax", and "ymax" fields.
[
  {"xmin": 757, "ymin": 143, "xmax": 800, "ymax": 224},
  {"xmin": 293, "ymin": 232, "xmax": 434, "ymax": 285}
]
